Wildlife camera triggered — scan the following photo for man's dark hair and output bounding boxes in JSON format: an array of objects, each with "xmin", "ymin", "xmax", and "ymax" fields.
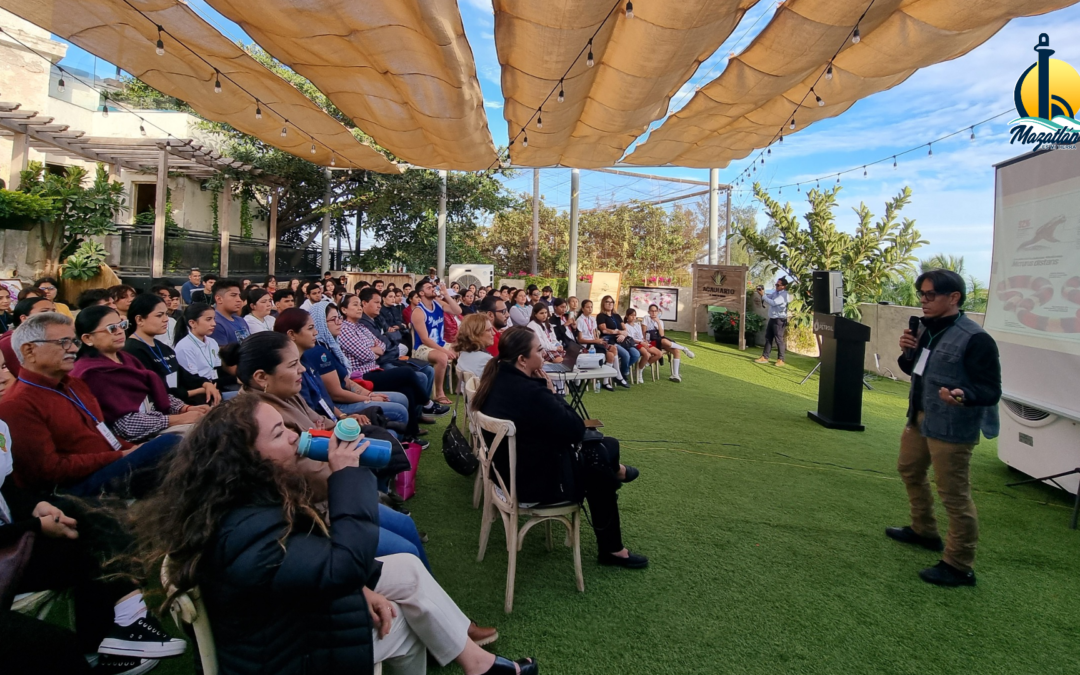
[
  {"xmin": 526, "ymin": 284, "xmax": 538, "ymax": 293},
  {"xmin": 416, "ymin": 279, "xmax": 434, "ymax": 294},
  {"xmin": 304, "ymin": 281, "xmax": 323, "ymax": 296},
  {"xmin": 150, "ymin": 284, "xmax": 172, "ymax": 296},
  {"xmin": 323, "ymin": 271, "xmax": 333, "ymax": 278},
  {"xmin": 777, "ymin": 277, "xmax": 789, "ymax": 289},
  {"xmin": 272, "ymin": 289, "xmax": 295, "ymax": 303},
  {"xmin": 109, "ymin": 284, "xmax": 136, "ymax": 301},
  {"xmin": 76, "ymin": 288, "xmax": 112, "ymax": 310},
  {"xmin": 373, "ymin": 279, "xmax": 384, "ymax": 287},
  {"xmin": 552, "ymin": 297, "xmax": 567, "ymax": 309},
  {"xmin": 204, "ymin": 273, "xmax": 218, "ymax": 283},
  {"xmin": 915, "ymin": 269, "xmax": 966, "ymax": 307},
  {"xmin": 213, "ymin": 278, "xmax": 241, "ymax": 299},
  {"xmin": 542, "ymin": 286, "xmax": 553, "ymax": 293},
  {"xmin": 359, "ymin": 287, "xmax": 380, "ymax": 304},
  {"xmin": 479, "ymin": 293, "xmax": 505, "ymax": 315},
  {"xmin": 381, "ymin": 287, "xmax": 395, "ymax": 299}
]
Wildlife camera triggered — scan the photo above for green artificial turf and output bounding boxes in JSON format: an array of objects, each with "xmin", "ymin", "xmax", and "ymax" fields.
[{"xmin": 149, "ymin": 336, "xmax": 1080, "ymax": 674}]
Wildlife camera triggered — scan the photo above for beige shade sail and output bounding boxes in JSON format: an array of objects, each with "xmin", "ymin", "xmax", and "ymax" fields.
[
  {"xmin": 495, "ymin": 0, "xmax": 759, "ymax": 168},
  {"xmin": 624, "ymin": 0, "xmax": 1080, "ymax": 168},
  {"xmin": 0, "ymin": 0, "xmax": 400, "ymax": 172},
  {"xmin": 203, "ymin": 0, "xmax": 497, "ymax": 171}
]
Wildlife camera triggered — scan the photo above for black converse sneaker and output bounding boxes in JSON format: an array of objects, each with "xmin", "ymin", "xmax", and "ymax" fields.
[
  {"xmin": 94, "ymin": 654, "xmax": 159, "ymax": 675},
  {"xmin": 98, "ymin": 617, "xmax": 187, "ymax": 658}
]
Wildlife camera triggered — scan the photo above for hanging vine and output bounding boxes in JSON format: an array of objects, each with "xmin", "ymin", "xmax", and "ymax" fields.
[{"xmin": 239, "ymin": 185, "xmax": 253, "ymax": 240}]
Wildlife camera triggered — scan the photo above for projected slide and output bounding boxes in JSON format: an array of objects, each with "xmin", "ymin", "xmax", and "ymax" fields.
[{"xmin": 987, "ymin": 151, "xmax": 1080, "ymax": 357}]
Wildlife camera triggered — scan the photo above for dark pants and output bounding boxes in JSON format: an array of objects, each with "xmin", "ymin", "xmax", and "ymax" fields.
[
  {"xmin": 580, "ymin": 437, "xmax": 625, "ymax": 554},
  {"xmin": 18, "ymin": 502, "xmax": 139, "ymax": 654},
  {"xmin": 366, "ymin": 367, "xmax": 431, "ymax": 433},
  {"xmin": 68, "ymin": 433, "xmax": 180, "ymax": 499},
  {"xmin": 762, "ymin": 317, "xmax": 788, "ymax": 361},
  {"xmin": 0, "ymin": 611, "xmax": 93, "ymax": 674}
]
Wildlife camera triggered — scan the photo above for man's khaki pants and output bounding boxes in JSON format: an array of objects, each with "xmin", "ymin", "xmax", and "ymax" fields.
[{"xmin": 897, "ymin": 412, "xmax": 979, "ymax": 571}]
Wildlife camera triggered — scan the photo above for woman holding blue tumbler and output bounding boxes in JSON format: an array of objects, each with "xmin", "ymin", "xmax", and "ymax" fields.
[{"xmin": 236, "ymin": 332, "xmax": 430, "ymax": 570}]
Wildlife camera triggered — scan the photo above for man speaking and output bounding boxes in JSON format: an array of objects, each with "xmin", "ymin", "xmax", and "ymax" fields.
[{"xmin": 888, "ymin": 269, "xmax": 1000, "ymax": 587}]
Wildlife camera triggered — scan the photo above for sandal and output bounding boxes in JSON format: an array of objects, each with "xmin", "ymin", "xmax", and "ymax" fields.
[
  {"xmin": 435, "ymin": 396, "xmax": 454, "ymax": 406},
  {"xmin": 481, "ymin": 656, "xmax": 538, "ymax": 675}
]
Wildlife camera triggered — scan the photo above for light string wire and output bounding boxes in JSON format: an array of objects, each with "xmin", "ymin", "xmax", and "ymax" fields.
[
  {"xmin": 730, "ymin": 0, "xmax": 878, "ymax": 187},
  {"xmin": 490, "ymin": 0, "xmax": 629, "ymax": 170},
  {"xmin": 737, "ymin": 108, "xmax": 1013, "ymax": 195},
  {"xmin": 119, "ymin": 0, "xmax": 357, "ymax": 169}
]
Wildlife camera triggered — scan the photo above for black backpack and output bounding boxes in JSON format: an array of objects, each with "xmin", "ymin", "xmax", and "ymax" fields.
[{"xmin": 442, "ymin": 399, "xmax": 478, "ymax": 476}]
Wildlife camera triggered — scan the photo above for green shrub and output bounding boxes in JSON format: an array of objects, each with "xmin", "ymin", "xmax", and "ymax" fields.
[
  {"xmin": 0, "ymin": 189, "xmax": 55, "ymax": 221},
  {"xmin": 500, "ymin": 274, "xmax": 568, "ymax": 298},
  {"xmin": 61, "ymin": 240, "xmax": 108, "ymax": 281}
]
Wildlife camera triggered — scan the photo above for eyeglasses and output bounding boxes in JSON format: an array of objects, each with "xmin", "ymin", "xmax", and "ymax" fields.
[
  {"xmin": 916, "ymin": 290, "xmax": 940, "ymax": 301},
  {"xmin": 327, "ymin": 315, "xmax": 343, "ymax": 323},
  {"xmin": 90, "ymin": 320, "xmax": 129, "ymax": 335},
  {"xmin": 30, "ymin": 337, "xmax": 78, "ymax": 350},
  {"xmin": 495, "ymin": 309, "xmax": 509, "ymax": 315},
  {"xmin": 38, "ymin": 285, "xmax": 56, "ymax": 292}
]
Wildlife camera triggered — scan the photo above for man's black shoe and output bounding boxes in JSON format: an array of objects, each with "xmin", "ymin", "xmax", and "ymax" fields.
[
  {"xmin": 405, "ymin": 437, "xmax": 430, "ymax": 451},
  {"xmin": 615, "ymin": 379, "xmax": 631, "ymax": 389},
  {"xmin": 885, "ymin": 526, "xmax": 944, "ymax": 552},
  {"xmin": 918, "ymin": 560, "xmax": 976, "ymax": 587},
  {"xmin": 598, "ymin": 550, "xmax": 648, "ymax": 569}
]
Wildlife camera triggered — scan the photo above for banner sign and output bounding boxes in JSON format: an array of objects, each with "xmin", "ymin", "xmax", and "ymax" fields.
[{"xmin": 691, "ymin": 264, "xmax": 749, "ymax": 348}]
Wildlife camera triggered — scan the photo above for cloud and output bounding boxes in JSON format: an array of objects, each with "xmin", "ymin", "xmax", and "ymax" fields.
[
  {"xmin": 484, "ymin": 100, "xmax": 503, "ymax": 109},
  {"xmin": 460, "ymin": 0, "xmax": 494, "ymax": 13}
]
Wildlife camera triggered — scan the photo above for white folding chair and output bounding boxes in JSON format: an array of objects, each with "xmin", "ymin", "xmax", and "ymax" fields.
[
  {"xmin": 463, "ymin": 376, "xmax": 485, "ymax": 509},
  {"xmin": 473, "ymin": 411, "xmax": 583, "ymax": 613}
]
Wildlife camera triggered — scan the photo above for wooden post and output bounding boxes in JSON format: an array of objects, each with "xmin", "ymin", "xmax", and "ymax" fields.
[
  {"xmin": 151, "ymin": 149, "xmax": 168, "ymax": 279},
  {"xmin": 267, "ymin": 188, "xmax": 280, "ymax": 275},
  {"xmin": 321, "ymin": 167, "xmax": 331, "ymax": 275},
  {"xmin": 8, "ymin": 132, "xmax": 29, "ymax": 189},
  {"xmin": 531, "ymin": 168, "xmax": 539, "ymax": 275},
  {"xmin": 567, "ymin": 168, "xmax": 580, "ymax": 297},
  {"xmin": 691, "ymin": 267, "xmax": 699, "ymax": 343},
  {"xmin": 739, "ymin": 283, "xmax": 747, "ymax": 351},
  {"xmin": 220, "ymin": 179, "xmax": 232, "ymax": 276}
]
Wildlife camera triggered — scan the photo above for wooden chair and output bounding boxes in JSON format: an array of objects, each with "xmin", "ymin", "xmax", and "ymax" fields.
[
  {"xmin": 11, "ymin": 590, "xmax": 60, "ymax": 620},
  {"xmin": 473, "ymin": 410, "xmax": 583, "ymax": 613},
  {"xmin": 161, "ymin": 558, "xmax": 383, "ymax": 675},
  {"xmin": 462, "ymin": 375, "xmax": 485, "ymax": 509}
]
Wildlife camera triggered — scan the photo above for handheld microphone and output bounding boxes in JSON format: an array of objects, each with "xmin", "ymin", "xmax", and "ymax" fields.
[{"xmin": 905, "ymin": 315, "xmax": 921, "ymax": 358}]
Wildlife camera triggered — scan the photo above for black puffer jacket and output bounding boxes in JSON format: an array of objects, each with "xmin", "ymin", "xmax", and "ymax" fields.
[
  {"xmin": 479, "ymin": 362, "xmax": 586, "ymax": 504},
  {"xmin": 199, "ymin": 467, "xmax": 382, "ymax": 675}
]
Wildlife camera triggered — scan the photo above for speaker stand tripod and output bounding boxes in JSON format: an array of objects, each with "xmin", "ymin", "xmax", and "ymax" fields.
[
  {"xmin": 798, "ymin": 360, "xmax": 873, "ymax": 390},
  {"xmin": 1006, "ymin": 468, "xmax": 1080, "ymax": 530}
]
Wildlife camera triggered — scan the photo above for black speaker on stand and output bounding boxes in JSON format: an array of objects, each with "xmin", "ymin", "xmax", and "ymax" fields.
[{"xmin": 803, "ymin": 271, "xmax": 872, "ymax": 431}]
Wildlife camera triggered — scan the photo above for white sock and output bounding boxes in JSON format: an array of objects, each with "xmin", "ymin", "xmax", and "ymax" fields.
[
  {"xmin": 114, "ymin": 593, "xmax": 148, "ymax": 627},
  {"xmin": 672, "ymin": 358, "xmax": 681, "ymax": 378}
]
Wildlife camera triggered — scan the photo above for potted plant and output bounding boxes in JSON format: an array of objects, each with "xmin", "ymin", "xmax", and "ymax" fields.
[
  {"xmin": 0, "ymin": 189, "xmax": 55, "ymax": 230},
  {"xmin": 709, "ymin": 308, "xmax": 766, "ymax": 345}
]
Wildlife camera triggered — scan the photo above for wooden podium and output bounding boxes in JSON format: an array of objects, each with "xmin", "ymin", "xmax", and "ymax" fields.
[{"xmin": 808, "ymin": 313, "xmax": 871, "ymax": 431}]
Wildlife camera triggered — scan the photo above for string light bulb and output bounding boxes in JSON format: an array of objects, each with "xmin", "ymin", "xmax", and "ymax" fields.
[
  {"xmin": 310, "ymin": 143, "xmax": 316, "ymax": 154},
  {"xmin": 281, "ymin": 125, "xmax": 288, "ymax": 138},
  {"xmin": 255, "ymin": 102, "xmax": 262, "ymax": 120},
  {"xmin": 814, "ymin": 89, "xmax": 824, "ymax": 107},
  {"xmin": 625, "ymin": 1, "xmax": 634, "ymax": 19},
  {"xmin": 537, "ymin": 114, "xmax": 543, "ymax": 129},
  {"xmin": 892, "ymin": 155, "xmax": 897, "ymax": 169},
  {"xmin": 852, "ymin": 26, "xmax": 861, "ymax": 44},
  {"xmin": 330, "ymin": 154, "xmax": 336, "ymax": 167},
  {"xmin": 767, "ymin": 147, "xmax": 771, "ymax": 155},
  {"xmin": 140, "ymin": 123, "xmax": 146, "ymax": 136},
  {"xmin": 558, "ymin": 80, "xmax": 565, "ymax": 103},
  {"xmin": 156, "ymin": 25, "xmax": 165, "ymax": 56},
  {"xmin": 57, "ymin": 74, "xmax": 65, "ymax": 93},
  {"xmin": 836, "ymin": 174, "xmax": 841, "ymax": 184},
  {"xmin": 970, "ymin": 126, "xmax": 976, "ymax": 141},
  {"xmin": 797, "ymin": 184, "xmax": 801, "ymax": 192},
  {"xmin": 789, "ymin": 117, "xmax": 796, "ymax": 130},
  {"xmin": 825, "ymin": 64, "xmax": 833, "ymax": 80},
  {"xmin": 523, "ymin": 133, "xmax": 529, "ymax": 148},
  {"xmin": 587, "ymin": 40, "xmax": 594, "ymax": 67},
  {"xmin": 778, "ymin": 133, "xmax": 783, "ymax": 144},
  {"xmin": 928, "ymin": 143, "xmax": 933, "ymax": 157},
  {"xmin": 214, "ymin": 70, "xmax": 222, "ymax": 94},
  {"xmin": 101, "ymin": 95, "xmax": 109, "ymax": 118},
  {"xmin": 863, "ymin": 165, "xmax": 867, "ymax": 176}
]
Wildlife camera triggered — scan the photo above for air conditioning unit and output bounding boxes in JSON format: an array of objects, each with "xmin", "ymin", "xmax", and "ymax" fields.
[
  {"xmin": 448, "ymin": 264, "xmax": 493, "ymax": 290},
  {"xmin": 998, "ymin": 397, "xmax": 1080, "ymax": 494}
]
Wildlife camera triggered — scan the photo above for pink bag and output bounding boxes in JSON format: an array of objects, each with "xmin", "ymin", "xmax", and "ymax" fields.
[{"xmin": 393, "ymin": 441, "xmax": 423, "ymax": 500}]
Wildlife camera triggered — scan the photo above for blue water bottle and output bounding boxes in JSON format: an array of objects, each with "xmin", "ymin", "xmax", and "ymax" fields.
[{"xmin": 297, "ymin": 418, "xmax": 391, "ymax": 468}]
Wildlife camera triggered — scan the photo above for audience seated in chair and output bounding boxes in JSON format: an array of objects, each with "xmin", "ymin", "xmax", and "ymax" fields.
[
  {"xmin": 340, "ymin": 292, "xmax": 447, "ymax": 422},
  {"xmin": 644, "ymin": 304, "xmax": 695, "ymax": 383},
  {"xmin": 526, "ymin": 303, "xmax": 564, "ymax": 364},
  {"xmin": 209, "ymin": 279, "xmax": 251, "ymax": 347},
  {"xmin": 454, "ymin": 314, "xmax": 495, "ymax": 378},
  {"xmin": 574, "ymin": 299, "xmax": 625, "ymax": 391},
  {"xmin": 32, "ymin": 277, "xmax": 73, "ymax": 319},
  {"xmin": 358, "ymin": 289, "xmax": 438, "ymax": 404},
  {"xmin": 242, "ymin": 288, "xmax": 277, "ymax": 334},
  {"xmin": 623, "ymin": 308, "xmax": 661, "ymax": 385},
  {"xmin": 507, "ymin": 289, "xmax": 530, "ymax": 328},
  {"xmin": 125, "ymin": 293, "xmax": 222, "ymax": 407},
  {"xmin": 0, "ymin": 296, "xmax": 56, "ymax": 378},
  {"xmin": 409, "ymin": 280, "xmax": 462, "ymax": 406},
  {"xmin": 0, "ymin": 344, "xmax": 188, "ymax": 675},
  {"xmin": 472, "ymin": 327, "xmax": 647, "ymax": 570},
  {"xmin": 136, "ymin": 394, "xmax": 534, "ymax": 675},
  {"xmin": 479, "ymin": 294, "xmax": 509, "ymax": 358},
  {"xmin": 596, "ymin": 295, "xmax": 641, "ymax": 386},
  {"xmin": 0, "ymin": 313, "xmax": 181, "ymax": 499},
  {"xmin": 71, "ymin": 305, "xmax": 208, "ymax": 444}
]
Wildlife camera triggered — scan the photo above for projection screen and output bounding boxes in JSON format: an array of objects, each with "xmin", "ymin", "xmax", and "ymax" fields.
[{"xmin": 986, "ymin": 149, "xmax": 1080, "ymax": 420}]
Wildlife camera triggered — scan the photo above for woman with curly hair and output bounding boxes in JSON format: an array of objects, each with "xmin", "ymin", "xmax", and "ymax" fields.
[{"xmin": 135, "ymin": 395, "xmax": 536, "ymax": 675}]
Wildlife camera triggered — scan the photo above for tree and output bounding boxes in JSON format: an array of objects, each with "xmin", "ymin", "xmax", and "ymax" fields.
[
  {"xmin": 18, "ymin": 162, "xmax": 126, "ymax": 274},
  {"xmin": 483, "ymin": 197, "xmax": 568, "ymax": 276},
  {"xmin": 738, "ymin": 183, "xmax": 927, "ymax": 322}
]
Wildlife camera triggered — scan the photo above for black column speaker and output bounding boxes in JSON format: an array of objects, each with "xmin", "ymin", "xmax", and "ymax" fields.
[{"xmin": 812, "ymin": 271, "xmax": 843, "ymax": 315}]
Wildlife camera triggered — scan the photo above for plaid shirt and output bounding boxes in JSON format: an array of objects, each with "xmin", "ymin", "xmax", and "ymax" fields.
[
  {"xmin": 111, "ymin": 394, "xmax": 186, "ymax": 442},
  {"xmin": 338, "ymin": 320, "xmax": 379, "ymax": 376}
]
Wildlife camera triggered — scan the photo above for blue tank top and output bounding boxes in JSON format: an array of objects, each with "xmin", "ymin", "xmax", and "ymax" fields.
[{"xmin": 413, "ymin": 300, "xmax": 445, "ymax": 349}]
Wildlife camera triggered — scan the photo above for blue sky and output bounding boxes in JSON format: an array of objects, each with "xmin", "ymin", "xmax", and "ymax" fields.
[{"xmin": 56, "ymin": 1, "xmax": 1080, "ymax": 283}]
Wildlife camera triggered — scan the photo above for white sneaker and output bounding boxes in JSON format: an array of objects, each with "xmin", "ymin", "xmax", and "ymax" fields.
[
  {"xmin": 669, "ymin": 374, "xmax": 682, "ymax": 383},
  {"xmin": 636, "ymin": 370, "xmax": 645, "ymax": 384},
  {"xmin": 684, "ymin": 348, "xmax": 696, "ymax": 359}
]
